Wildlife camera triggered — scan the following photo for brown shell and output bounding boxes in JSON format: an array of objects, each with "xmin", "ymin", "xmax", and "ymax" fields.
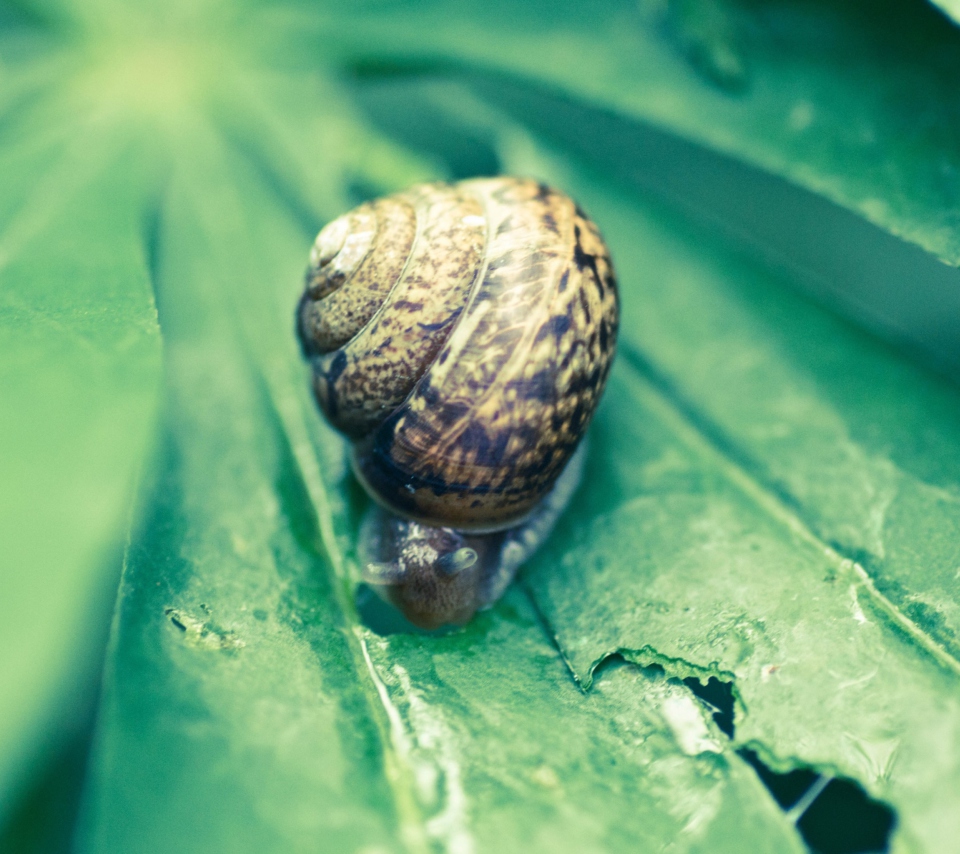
[{"xmin": 297, "ymin": 177, "xmax": 619, "ymax": 532}]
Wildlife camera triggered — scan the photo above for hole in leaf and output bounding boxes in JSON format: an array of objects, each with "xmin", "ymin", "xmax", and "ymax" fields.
[
  {"xmin": 678, "ymin": 674, "xmax": 896, "ymax": 853},
  {"xmin": 738, "ymin": 748, "xmax": 897, "ymax": 853},
  {"xmin": 683, "ymin": 675, "xmax": 735, "ymax": 738},
  {"xmin": 739, "ymin": 747, "xmax": 820, "ymax": 811},
  {"xmin": 797, "ymin": 777, "xmax": 897, "ymax": 854}
]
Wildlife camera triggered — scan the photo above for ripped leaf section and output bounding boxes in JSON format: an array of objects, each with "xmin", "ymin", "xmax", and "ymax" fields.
[{"xmin": 523, "ymin": 190, "xmax": 960, "ymax": 853}]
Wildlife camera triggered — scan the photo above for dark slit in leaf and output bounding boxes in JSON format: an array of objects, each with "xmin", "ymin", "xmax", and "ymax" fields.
[
  {"xmin": 739, "ymin": 747, "xmax": 822, "ymax": 812},
  {"xmin": 681, "ymin": 674, "xmax": 897, "ymax": 852},
  {"xmin": 797, "ymin": 776, "xmax": 898, "ymax": 854},
  {"xmin": 739, "ymin": 748, "xmax": 897, "ymax": 853},
  {"xmin": 683, "ymin": 675, "xmax": 735, "ymax": 738}
]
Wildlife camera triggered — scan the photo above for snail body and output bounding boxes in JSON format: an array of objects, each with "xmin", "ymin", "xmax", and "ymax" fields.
[{"xmin": 297, "ymin": 177, "xmax": 618, "ymax": 628}]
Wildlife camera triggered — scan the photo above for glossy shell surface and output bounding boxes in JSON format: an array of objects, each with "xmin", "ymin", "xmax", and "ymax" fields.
[{"xmin": 297, "ymin": 177, "xmax": 618, "ymax": 532}]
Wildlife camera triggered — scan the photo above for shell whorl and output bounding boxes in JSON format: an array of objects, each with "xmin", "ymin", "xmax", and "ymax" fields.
[{"xmin": 297, "ymin": 177, "xmax": 618, "ymax": 532}]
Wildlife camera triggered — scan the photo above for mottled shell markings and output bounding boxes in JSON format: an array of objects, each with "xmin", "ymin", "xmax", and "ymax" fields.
[
  {"xmin": 299, "ymin": 196, "xmax": 417, "ymax": 353},
  {"xmin": 297, "ymin": 177, "xmax": 618, "ymax": 533},
  {"xmin": 308, "ymin": 185, "xmax": 486, "ymax": 438}
]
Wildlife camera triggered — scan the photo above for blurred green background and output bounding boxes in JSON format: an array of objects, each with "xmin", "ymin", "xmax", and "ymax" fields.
[{"xmin": 3, "ymin": 0, "xmax": 960, "ymax": 851}]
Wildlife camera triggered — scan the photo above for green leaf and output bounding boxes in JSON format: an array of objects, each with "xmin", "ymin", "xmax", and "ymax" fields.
[
  {"xmin": 344, "ymin": 0, "xmax": 960, "ymax": 372},
  {"xmin": 76, "ymin": 117, "xmax": 803, "ymax": 853},
  {"xmin": 76, "ymin": 123, "xmax": 401, "ymax": 852},
  {"xmin": 346, "ymin": 0, "xmax": 960, "ymax": 263},
  {"xmin": 0, "ymin": 91, "xmax": 162, "ymax": 818},
  {"xmin": 518, "ymin": 159, "xmax": 960, "ymax": 851},
  {"xmin": 3, "ymin": 1, "xmax": 960, "ymax": 852}
]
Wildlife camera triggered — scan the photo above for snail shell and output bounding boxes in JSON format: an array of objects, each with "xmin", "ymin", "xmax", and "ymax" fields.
[{"xmin": 297, "ymin": 177, "xmax": 618, "ymax": 627}]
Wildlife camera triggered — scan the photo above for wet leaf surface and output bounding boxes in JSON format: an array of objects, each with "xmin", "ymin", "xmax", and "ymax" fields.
[{"xmin": 2, "ymin": 1, "xmax": 960, "ymax": 852}]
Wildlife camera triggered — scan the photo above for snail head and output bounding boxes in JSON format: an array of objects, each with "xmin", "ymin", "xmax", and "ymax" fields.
[{"xmin": 360, "ymin": 511, "xmax": 488, "ymax": 630}]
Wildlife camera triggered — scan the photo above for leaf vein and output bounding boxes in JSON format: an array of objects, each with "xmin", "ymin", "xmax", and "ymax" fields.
[{"xmin": 619, "ymin": 342, "xmax": 960, "ymax": 678}]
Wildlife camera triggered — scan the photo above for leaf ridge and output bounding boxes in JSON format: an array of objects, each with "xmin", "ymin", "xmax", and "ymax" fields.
[
  {"xmin": 252, "ymin": 356, "xmax": 433, "ymax": 854},
  {"xmin": 192, "ymin": 115, "xmax": 434, "ymax": 850},
  {"xmin": 619, "ymin": 342, "xmax": 960, "ymax": 679}
]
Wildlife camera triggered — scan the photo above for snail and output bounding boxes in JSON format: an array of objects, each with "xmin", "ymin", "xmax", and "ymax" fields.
[{"xmin": 297, "ymin": 177, "xmax": 618, "ymax": 629}]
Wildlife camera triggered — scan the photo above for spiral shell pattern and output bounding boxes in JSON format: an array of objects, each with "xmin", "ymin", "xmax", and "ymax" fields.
[{"xmin": 297, "ymin": 177, "xmax": 618, "ymax": 532}]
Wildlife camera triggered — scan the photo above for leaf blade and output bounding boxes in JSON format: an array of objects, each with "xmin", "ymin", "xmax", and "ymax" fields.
[{"xmin": 0, "ymin": 106, "xmax": 163, "ymax": 818}]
